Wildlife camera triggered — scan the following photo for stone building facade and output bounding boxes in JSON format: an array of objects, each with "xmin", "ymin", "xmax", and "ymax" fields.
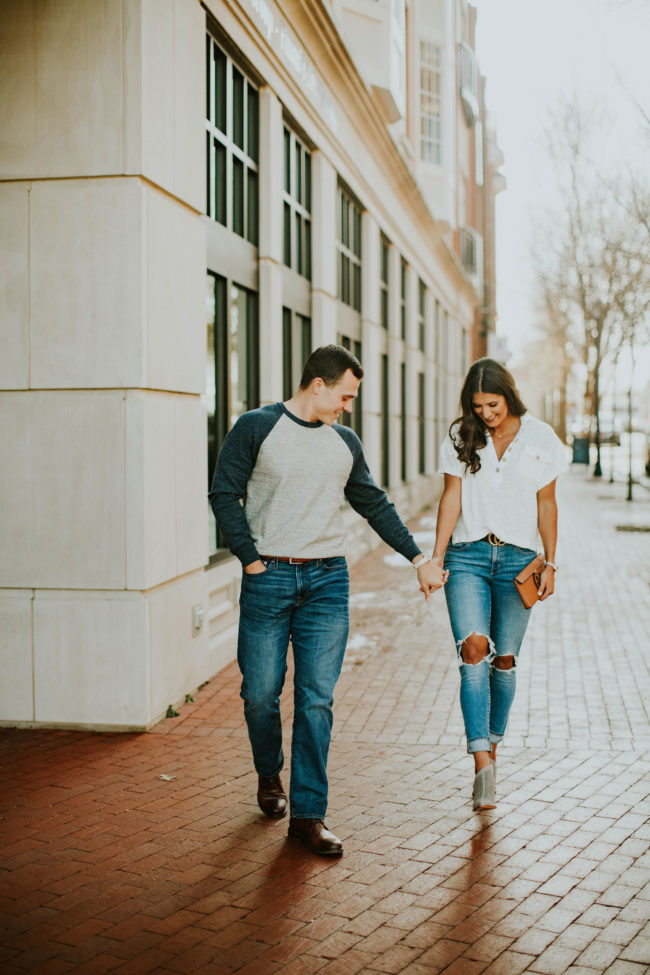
[{"xmin": 0, "ymin": 0, "xmax": 503, "ymax": 729}]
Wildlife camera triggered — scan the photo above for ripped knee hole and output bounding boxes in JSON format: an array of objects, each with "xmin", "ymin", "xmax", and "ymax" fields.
[
  {"xmin": 492, "ymin": 655, "xmax": 515, "ymax": 670},
  {"xmin": 459, "ymin": 632, "xmax": 491, "ymax": 665}
]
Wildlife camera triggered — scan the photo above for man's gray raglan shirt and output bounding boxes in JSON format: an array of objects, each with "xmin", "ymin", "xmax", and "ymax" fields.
[{"xmin": 209, "ymin": 402, "xmax": 421, "ymax": 567}]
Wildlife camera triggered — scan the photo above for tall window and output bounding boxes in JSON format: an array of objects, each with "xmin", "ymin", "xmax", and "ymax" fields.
[
  {"xmin": 400, "ymin": 259, "xmax": 407, "ymax": 341},
  {"xmin": 459, "ymin": 42, "xmax": 477, "ymax": 100},
  {"xmin": 475, "ymin": 120, "xmax": 484, "ymax": 187},
  {"xmin": 418, "ymin": 372, "xmax": 426, "ymax": 475},
  {"xmin": 418, "ymin": 279, "xmax": 426, "ymax": 352},
  {"xmin": 442, "ymin": 309, "xmax": 449, "ymax": 375},
  {"xmin": 433, "ymin": 299, "xmax": 443, "ymax": 459},
  {"xmin": 206, "ymin": 272, "xmax": 259, "ymax": 557},
  {"xmin": 442, "ymin": 308, "xmax": 449, "ymax": 427},
  {"xmin": 283, "ymin": 128, "xmax": 312, "ymax": 278},
  {"xmin": 420, "ymin": 42, "xmax": 442, "ymax": 165},
  {"xmin": 400, "ymin": 361, "xmax": 407, "ymax": 482},
  {"xmin": 380, "ymin": 354, "xmax": 389, "ymax": 487},
  {"xmin": 380, "ymin": 235, "xmax": 389, "ymax": 330},
  {"xmin": 338, "ymin": 336, "xmax": 363, "ymax": 438},
  {"xmin": 206, "ymin": 35, "xmax": 259, "ymax": 245},
  {"xmin": 283, "ymin": 308, "xmax": 312, "ymax": 400},
  {"xmin": 337, "ymin": 186, "xmax": 362, "ymax": 311}
]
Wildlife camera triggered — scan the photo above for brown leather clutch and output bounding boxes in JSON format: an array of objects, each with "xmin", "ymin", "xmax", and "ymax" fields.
[{"xmin": 514, "ymin": 555, "xmax": 546, "ymax": 608}]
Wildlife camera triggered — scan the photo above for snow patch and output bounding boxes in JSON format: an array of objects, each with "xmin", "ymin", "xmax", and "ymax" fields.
[
  {"xmin": 346, "ymin": 633, "xmax": 370, "ymax": 651},
  {"xmin": 383, "ymin": 552, "xmax": 410, "ymax": 568},
  {"xmin": 350, "ymin": 591, "xmax": 378, "ymax": 607}
]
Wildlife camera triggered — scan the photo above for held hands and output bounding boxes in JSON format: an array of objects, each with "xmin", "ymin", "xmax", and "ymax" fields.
[{"xmin": 416, "ymin": 558, "xmax": 449, "ymax": 602}]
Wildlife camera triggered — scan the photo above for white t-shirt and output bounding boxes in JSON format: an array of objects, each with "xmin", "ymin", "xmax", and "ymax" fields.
[{"xmin": 437, "ymin": 413, "xmax": 569, "ymax": 550}]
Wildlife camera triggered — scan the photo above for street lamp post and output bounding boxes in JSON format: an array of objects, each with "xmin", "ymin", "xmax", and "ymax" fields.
[
  {"xmin": 627, "ymin": 383, "xmax": 634, "ymax": 502},
  {"xmin": 590, "ymin": 305, "xmax": 604, "ymax": 479},
  {"xmin": 593, "ymin": 362, "xmax": 602, "ymax": 477}
]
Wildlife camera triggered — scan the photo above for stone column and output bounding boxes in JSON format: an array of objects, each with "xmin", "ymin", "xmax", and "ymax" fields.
[
  {"xmin": 360, "ymin": 211, "xmax": 381, "ymax": 478},
  {"xmin": 387, "ymin": 244, "xmax": 403, "ymax": 489},
  {"xmin": 0, "ymin": 0, "xmax": 210, "ymax": 730},
  {"xmin": 258, "ymin": 87, "xmax": 283, "ymax": 404},
  {"xmin": 310, "ymin": 151, "xmax": 338, "ymax": 347},
  {"xmin": 405, "ymin": 264, "xmax": 419, "ymax": 483},
  {"xmin": 424, "ymin": 288, "xmax": 436, "ymax": 474}
]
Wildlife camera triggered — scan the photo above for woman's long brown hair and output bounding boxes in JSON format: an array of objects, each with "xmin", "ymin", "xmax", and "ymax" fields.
[{"xmin": 450, "ymin": 358, "xmax": 527, "ymax": 474}]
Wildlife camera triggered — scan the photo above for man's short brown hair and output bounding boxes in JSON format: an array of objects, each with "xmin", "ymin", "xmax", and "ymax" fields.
[{"xmin": 299, "ymin": 345, "xmax": 364, "ymax": 390}]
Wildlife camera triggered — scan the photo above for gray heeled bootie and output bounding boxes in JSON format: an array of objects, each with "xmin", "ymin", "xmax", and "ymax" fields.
[{"xmin": 473, "ymin": 765, "xmax": 496, "ymax": 810}]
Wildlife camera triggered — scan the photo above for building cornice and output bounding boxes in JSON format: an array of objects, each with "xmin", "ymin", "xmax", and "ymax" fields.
[
  {"xmin": 213, "ymin": 0, "xmax": 473, "ymax": 295},
  {"xmin": 287, "ymin": 0, "xmax": 451, "ymax": 248}
]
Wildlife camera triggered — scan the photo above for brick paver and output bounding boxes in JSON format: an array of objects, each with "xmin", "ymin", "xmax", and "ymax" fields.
[{"xmin": 1, "ymin": 468, "xmax": 649, "ymax": 974}]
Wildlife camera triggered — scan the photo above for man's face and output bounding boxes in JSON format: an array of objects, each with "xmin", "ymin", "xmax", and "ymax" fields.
[{"xmin": 311, "ymin": 369, "xmax": 360, "ymax": 425}]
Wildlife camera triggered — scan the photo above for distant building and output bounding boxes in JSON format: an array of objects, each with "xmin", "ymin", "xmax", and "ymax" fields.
[{"xmin": 0, "ymin": 0, "xmax": 504, "ymax": 730}]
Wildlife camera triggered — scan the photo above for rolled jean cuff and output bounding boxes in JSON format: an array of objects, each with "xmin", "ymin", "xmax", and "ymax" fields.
[
  {"xmin": 290, "ymin": 810, "xmax": 326, "ymax": 819},
  {"xmin": 489, "ymin": 732, "xmax": 504, "ymax": 745},
  {"xmin": 467, "ymin": 736, "xmax": 492, "ymax": 754}
]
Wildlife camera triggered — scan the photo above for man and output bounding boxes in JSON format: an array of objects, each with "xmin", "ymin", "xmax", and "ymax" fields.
[{"xmin": 209, "ymin": 345, "xmax": 445, "ymax": 856}]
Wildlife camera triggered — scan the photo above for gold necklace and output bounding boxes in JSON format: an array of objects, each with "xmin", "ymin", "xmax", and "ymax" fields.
[{"xmin": 491, "ymin": 420, "xmax": 519, "ymax": 440}]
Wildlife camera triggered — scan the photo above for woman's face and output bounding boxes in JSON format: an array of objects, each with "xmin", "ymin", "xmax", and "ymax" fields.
[{"xmin": 472, "ymin": 392, "xmax": 509, "ymax": 431}]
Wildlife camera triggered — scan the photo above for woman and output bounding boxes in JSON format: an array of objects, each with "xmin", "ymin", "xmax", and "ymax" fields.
[{"xmin": 432, "ymin": 358, "xmax": 568, "ymax": 810}]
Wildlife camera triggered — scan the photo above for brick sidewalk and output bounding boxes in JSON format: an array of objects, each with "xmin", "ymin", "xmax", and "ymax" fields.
[{"xmin": 1, "ymin": 469, "xmax": 649, "ymax": 975}]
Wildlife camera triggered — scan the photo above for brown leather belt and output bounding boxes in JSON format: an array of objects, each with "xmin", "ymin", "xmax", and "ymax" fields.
[
  {"xmin": 484, "ymin": 533, "xmax": 506, "ymax": 547},
  {"xmin": 259, "ymin": 555, "xmax": 317, "ymax": 564}
]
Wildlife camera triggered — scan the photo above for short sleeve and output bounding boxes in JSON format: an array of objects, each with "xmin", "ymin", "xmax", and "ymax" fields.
[
  {"xmin": 540, "ymin": 429, "xmax": 569, "ymax": 488},
  {"xmin": 438, "ymin": 434, "xmax": 463, "ymax": 478}
]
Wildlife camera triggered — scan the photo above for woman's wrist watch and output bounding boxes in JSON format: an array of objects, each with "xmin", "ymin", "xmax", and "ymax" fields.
[{"xmin": 544, "ymin": 559, "xmax": 559, "ymax": 572}]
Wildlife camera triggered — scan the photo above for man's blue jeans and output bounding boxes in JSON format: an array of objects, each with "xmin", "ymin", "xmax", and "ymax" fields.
[
  {"xmin": 444, "ymin": 539, "xmax": 536, "ymax": 754},
  {"xmin": 237, "ymin": 556, "xmax": 349, "ymax": 819}
]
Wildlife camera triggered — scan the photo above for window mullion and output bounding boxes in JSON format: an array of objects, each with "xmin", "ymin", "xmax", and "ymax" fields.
[
  {"xmin": 292, "ymin": 134, "xmax": 297, "ymax": 270},
  {"xmin": 226, "ymin": 61, "xmax": 232, "ymax": 231},
  {"xmin": 242, "ymin": 76, "xmax": 248, "ymax": 229}
]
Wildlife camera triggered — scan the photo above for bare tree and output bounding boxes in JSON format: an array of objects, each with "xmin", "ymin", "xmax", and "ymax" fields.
[
  {"xmin": 533, "ymin": 262, "xmax": 576, "ymax": 442},
  {"xmin": 610, "ymin": 238, "xmax": 650, "ymax": 498},
  {"xmin": 539, "ymin": 99, "xmax": 650, "ymax": 477}
]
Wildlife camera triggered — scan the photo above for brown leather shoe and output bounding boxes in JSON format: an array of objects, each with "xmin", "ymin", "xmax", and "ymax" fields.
[
  {"xmin": 257, "ymin": 774, "xmax": 287, "ymax": 818},
  {"xmin": 288, "ymin": 817, "xmax": 343, "ymax": 856}
]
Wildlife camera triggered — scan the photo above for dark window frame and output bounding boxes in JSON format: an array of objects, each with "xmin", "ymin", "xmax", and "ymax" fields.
[
  {"xmin": 205, "ymin": 33, "xmax": 259, "ymax": 246},
  {"xmin": 418, "ymin": 278, "xmax": 426, "ymax": 352},
  {"xmin": 338, "ymin": 335, "xmax": 363, "ymax": 438},
  {"xmin": 418, "ymin": 371, "xmax": 426, "ymax": 475},
  {"xmin": 206, "ymin": 271, "xmax": 260, "ymax": 561},
  {"xmin": 400, "ymin": 258, "xmax": 407, "ymax": 341},
  {"xmin": 400, "ymin": 361, "xmax": 407, "ymax": 482},
  {"xmin": 380, "ymin": 235, "xmax": 390, "ymax": 331},
  {"xmin": 337, "ymin": 185, "xmax": 362, "ymax": 312},
  {"xmin": 283, "ymin": 307, "xmax": 313, "ymax": 399},
  {"xmin": 282, "ymin": 127, "xmax": 312, "ymax": 279},
  {"xmin": 380, "ymin": 354, "xmax": 389, "ymax": 488}
]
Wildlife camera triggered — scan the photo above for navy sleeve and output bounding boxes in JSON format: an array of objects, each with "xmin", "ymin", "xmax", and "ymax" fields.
[
  {"xmin": 336, "ymin": 427, "xmax": 421, "ymax": 563},
  {"xmin": 208, "ymin": 405, "xmax": 282, "ymax": 566}
]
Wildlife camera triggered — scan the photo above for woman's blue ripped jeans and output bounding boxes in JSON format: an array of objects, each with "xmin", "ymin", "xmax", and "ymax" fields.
[{"xmin": 444, "ymin": 539, "xmax": 537, "ymax": 754}]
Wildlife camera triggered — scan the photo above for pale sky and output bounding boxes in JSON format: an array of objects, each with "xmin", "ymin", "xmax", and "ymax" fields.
[{"xmin": 472, "ymin": 0, "xmax": 650, "ymax": 363}]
